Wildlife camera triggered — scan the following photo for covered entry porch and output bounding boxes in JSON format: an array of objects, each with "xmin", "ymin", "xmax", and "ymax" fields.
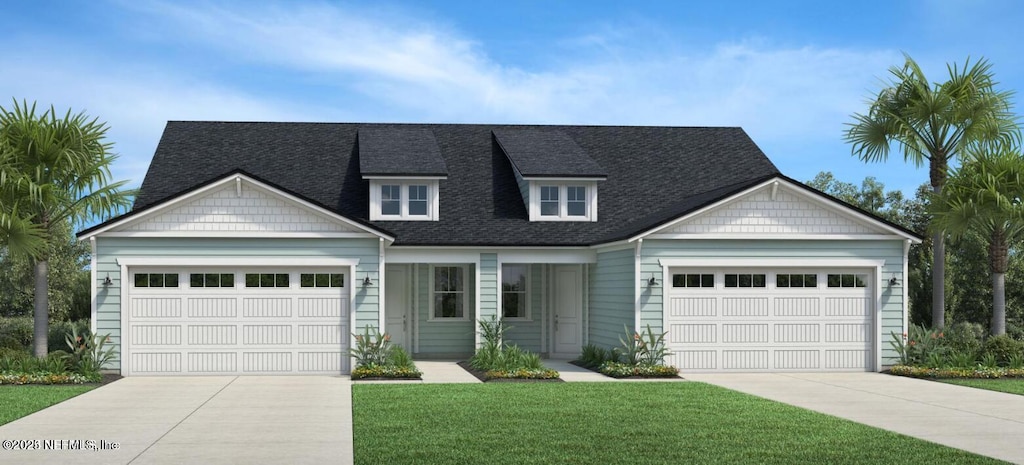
[{"xmin": 381, "ymin": 250, "xmax": 594, "ymax": 359}]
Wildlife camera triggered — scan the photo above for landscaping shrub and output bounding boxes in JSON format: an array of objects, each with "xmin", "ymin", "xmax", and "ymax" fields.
[
  {"xmin": 944, "ymin": 322, "xmax": 985, "ymax": 359},
  {"xmin": 891, "ymin": 365, "xmax": 1024, "ymax": 379},
  {"xmin": 468, "ymin": 316, "xmax": 557, "ymax": 379},
  {"xmin": 64, "ymin": 326, "xmax": 114, "ymax": 381},
  {"xmin": 947, "ymin": 350, "xmax": 976, "ymax": 369},
  {"xmin": 596, "ymin": 325, "xmax": 678, "ymax": 378},
  {"xmin": 0, "ymin": 317, "xmax": 33, "ymax": 350},
  {"xmin": 889, "ymin": 324, "xmax": 949, "ymax": 366},
  {"xmin": 48, "ymin": 320, "xmax": 88, "ymax": 353},
  {"xmin": 981, "ymin": 335, "xmax": 1024, "ymax": 366},
  {"xmin": 347, "ymin": 326, "xmax": 422, "ymax": 380}
]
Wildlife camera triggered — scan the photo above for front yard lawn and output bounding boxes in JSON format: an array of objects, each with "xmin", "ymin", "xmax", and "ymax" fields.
[
  {"xmin": 0, "ymin": 385, "xmax": 94, "ymax": 425},
  {"xmin": 353, "ymin": 383, "xmax": 1001, "ymax": 464},
  {"xmin": 941, "ymin": 378, "xmax": 1024, "ymax": 396}
]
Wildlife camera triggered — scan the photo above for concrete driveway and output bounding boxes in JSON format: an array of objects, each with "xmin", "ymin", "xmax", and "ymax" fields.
[
  {"xmin": 686, "ymin": 373, "xmax": 1024, "ymax": 464},
  {"xmin": 0, "ymin": 376, "xmax": 353, "ymax": 465}
]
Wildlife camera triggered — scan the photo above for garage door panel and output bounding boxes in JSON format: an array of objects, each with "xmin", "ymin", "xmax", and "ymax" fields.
[
  {"xmin": 723, "ymin": 350, "xmax": 768, "ymax": 369},
  {"xmin": 127, "ymin": 267, "xmax": 350, "ymax": 375},
  {"xmin": 825, "ymin": 350, "xmax": 869, "ymax": 369},
  {"xmin": 132, "ymin": 325, "xmax": 182, "ymax": 345},
  {"xmin": 243, "ymin": 298, "xmax": 292, "ymax": 317},
  {"xmin": 671, "ymin": 297, "xmax": 716, "ymax": 317},
  {"xmin": 188, "ymin": 298, "xmax": 237, "ymax": 317},
  {"xmin": 722, "ymin": 298, "xmax": 768, "ymax": 316},
  {"xmin": 774, "ymin": 323, "xmax": 819, "ymax": 343},
  {"xmin": 774, "ymin": 297, "xmax": 819, "ymax": 316},
  {"xmin": 298, "ymin": 325, "xmax": 344, "ymax": 345},
  {"xmin": 667, "ymin": 268, "xmax": 874, "ymax": 372},
  {"xmin": 134, "ymin": 353, "xmax": 182, "ymax": 373},
  {"xmin": 775, "ymin": 350, "xmax": 819, "ymax": 369},
  {"xmin": 298, "ymin": 298, "xmax": 342, "ymax": 317},
  {"xmin": 722, "ymin": 324, "xmax": 768, "ymax": 343},
  {"xmin": 189, "ymin": 352, "xmax": 236, "ymax": 372},
  {"xmin": 243, "ymin": 352, "xmax": 291, "ymax": 372},
  {"xmin": 826, "ymin": 298, "xmax": 870, "ymax": 316},
  {"xmin": 672, "ymin": 350, "xmax": 717, "ymax": 370},
  {"xmin": 132, "ymin": 298, "xmax": 181, "ymax": 318}
]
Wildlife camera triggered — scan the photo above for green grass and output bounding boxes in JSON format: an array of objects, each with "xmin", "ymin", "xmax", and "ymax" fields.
[
  {"xmin": 353, "ymin": 383, "xmax": 1002, "ymax": 465},
  {"xmin": 0, "ymin": 385, "xmax": 94, "ymax": 425},
  {"xmin": 941, "ymin": 378, "xmax": 1024, "ymax": 396}
]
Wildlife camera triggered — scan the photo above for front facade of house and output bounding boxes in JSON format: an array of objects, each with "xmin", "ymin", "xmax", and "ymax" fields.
[{"xmin": 79, "ymin": 123, "xmax": 920, "ymax": 376}]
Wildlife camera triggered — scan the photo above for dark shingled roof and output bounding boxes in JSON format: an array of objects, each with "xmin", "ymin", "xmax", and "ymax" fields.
[
  {"xmin": 124, "ymin": 122, "xmax": 786, "ymax": 246},
  {"xmin": 493, "ymin": 128, "xmax": 607, "ymax": 178},
  {"xmin": 358, "ymin": 127, "xmax": 448, "ymax": 177}
]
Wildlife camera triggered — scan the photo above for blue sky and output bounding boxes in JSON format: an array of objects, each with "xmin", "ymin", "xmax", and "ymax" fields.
[{"xmin": 3, "ymin": 0, "xmax": 1023, "ymax": 196}]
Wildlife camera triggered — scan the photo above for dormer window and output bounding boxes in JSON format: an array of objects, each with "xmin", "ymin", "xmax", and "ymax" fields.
[
  {"xmin": 370, "ymin": 180, "xmax": 438, "ymax": 221},
  {"xmin": 529, "ymin": 182, "xmax": 597, "ymax": 221}
]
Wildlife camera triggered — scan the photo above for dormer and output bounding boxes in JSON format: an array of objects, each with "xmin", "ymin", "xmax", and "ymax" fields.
[
  {"xmin": 359, "ymin": 127, "xmax": 448, "ymax": 221},
  {"xmin": 493, "ymin": 129, "xmax": 607, "ymax": 222}
]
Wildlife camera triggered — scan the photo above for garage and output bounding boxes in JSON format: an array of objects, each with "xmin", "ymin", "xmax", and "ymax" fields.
[
  {"xmin": 666, "ymin": 268, "xmax": 874, "ymax": 372},
  {"xmin": 124, "ymin": 267, "xmax": 351, "ymax": 375}
]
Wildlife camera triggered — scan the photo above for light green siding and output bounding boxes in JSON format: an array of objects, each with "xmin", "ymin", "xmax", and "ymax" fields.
[
  {"xmin": 504, "ymin": 264, "xmax": 543, "ymax": 353},
  {"xmin": 641, "ymin": 239, "xmax": 907, "ymax": 365},
  {"xmin": 414, "ymin": 263, "xmax": 476, "ymax": 356},
  {"xmin": 479, "ymin": 254, "xmax": 498, "ymax": 322},
  {"xmin": 588, "ymin": 247, "xmax": 635, "ymax": 349},
  {"xmin": 93, "ymin": 237, "xmax": 380, "ymax": 371}
]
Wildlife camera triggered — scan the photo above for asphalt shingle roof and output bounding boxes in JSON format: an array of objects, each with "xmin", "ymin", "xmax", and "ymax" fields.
[
  {"xmin": 358, "ymin": 127, "xmax": 448, "ymax": 177},
  {"xmin": 492, "ymin": 129, "xmax": 607, "ymax": 178},
  {"xmin": 127, "ymin": 122, "xmax": 783, "ymax": 246}
]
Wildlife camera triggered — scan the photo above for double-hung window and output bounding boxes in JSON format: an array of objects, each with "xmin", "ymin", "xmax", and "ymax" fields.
[
  {"xmin": 432, "ymin": 266, "xmax": 466, "ymax": 319},
  {"xmin": 501, "ymin": 264, "xmax": 529, "ymax": 319},
  {"xmin": 370, "ymin": 180, "xmax": 439, "ymax": 220},
  {"xmin": 531, "ymin": 183, "xmax": 595, "ymax": 221}
]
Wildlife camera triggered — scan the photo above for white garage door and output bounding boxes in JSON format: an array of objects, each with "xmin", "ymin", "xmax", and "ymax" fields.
[
  {"xmin": 125, "ymin": 268, "xmax": 350, "ymax": 375},
  {"xmin": 666, "ymin": 269, "xmax": 873, "ymax": 372}
]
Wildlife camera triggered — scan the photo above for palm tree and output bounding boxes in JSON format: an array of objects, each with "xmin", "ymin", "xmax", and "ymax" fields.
[
  {"xmin": 845, "ymin": 54, "xmax": 1018, "ymax": 329},
  {"xmin": 930, "ymin": 146, "xmax": 1024, "ymax": 335},
  {"xmin": 0, "ymin": 100, "xmax": 134, "ymax": 357}
]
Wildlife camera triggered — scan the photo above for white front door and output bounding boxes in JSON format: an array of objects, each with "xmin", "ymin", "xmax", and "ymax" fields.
[
  {"xmin": 384, "ymin": 265, "xmax": 411, "ymax": 350},
  {"xmin": 552, "ymin": 265, "xmax": 583, "ymax": 357}
]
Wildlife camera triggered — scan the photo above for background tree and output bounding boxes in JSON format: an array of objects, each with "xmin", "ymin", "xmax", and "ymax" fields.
[
  {"xmin": 0, "ymin": 219, "xmax": 90, "ymax": 321},
  {"xmin": 808, "ymin": 172, "xmax": 931, "ymax": 324},
  {"xmin": 0, "ymin": 100, "xmax": 134, "ymax": 357},
  {"xmin": 931, "ymin": 146, "xmax": 1024, "ymax": 335},
  {"xmin": 845, "ymin": 54, "xmax": 1018, "ymax": 329}
]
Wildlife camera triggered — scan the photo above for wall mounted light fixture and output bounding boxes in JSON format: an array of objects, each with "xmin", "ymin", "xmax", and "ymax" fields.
[
  {"xmin": 102, "ymin": 275, "xmax": 113, "ymax": 286},
  {"xmin": 363, "ymin": 276, "xmax": 373, "ymax": 287}
]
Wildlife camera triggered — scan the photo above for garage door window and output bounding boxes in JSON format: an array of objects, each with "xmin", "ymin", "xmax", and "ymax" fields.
[
  {"xmin": 776, "ymin": 274, "xmax": 817, "ymax": 288},
  {"xmin": 672, "ymin": 274, "xmax": 714, "ymax": 288},
  {"xmin": 300, "ymin": 273, "xmax": 344, "ymax": 288},
  {"xmin": 134, "ymin": 273, "xmax": 179, "ymax": 288},
  {"xmin": 724, "ymin": 273, "xmax": 765, "ymax": 288},
  {"xmin": 190, "ymin": 273, "xmax": 235, "ymax": 288},
  {"xmin": 827, "ymin": 274, "xmax": 867, "ymax": 288},
  {"xmin": 245, "ymin": 273, "xmax": 290, "ymax": 288}
]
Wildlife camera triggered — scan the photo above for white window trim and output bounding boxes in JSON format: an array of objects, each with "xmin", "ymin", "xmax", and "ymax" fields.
[
  {"xmin": 528, "ymin": 181, "xmax": 597, "ymax": 222},
  {"xmin": 369, "ymin": 179, "xmax": 440, "ymax": 221},
  {"xmin": 500, "ymin": 263, "xmax": 531, "ymax": 321},
  {"xmin": 428, "ymin": 264, "xmax": 470, "ymax": 321}
]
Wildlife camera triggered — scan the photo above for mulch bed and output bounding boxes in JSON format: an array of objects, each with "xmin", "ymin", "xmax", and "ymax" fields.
[
  {"xmin": 95, "ymin": 373, "xmax": 123, "ymax": 386},
  {"xmin": 352, "ymin": 376, "xmax": 423, "ymax": 382},
  {"xmin": 456, "ymin": 361, "xmax": 564, "ymax": 383},
  {"xmin": 567, "ymin": 360, "xmax": 683, "ymax": 380}
]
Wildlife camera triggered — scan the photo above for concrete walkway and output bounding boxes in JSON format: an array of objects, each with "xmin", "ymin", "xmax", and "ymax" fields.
[
  {"xmin": 0, "ymin": 376, "xmax": 353, "ymax": 465},
  {"xmin": 416, "ymin": 360, "xmax": 481, "ymax": 383},
  {"xmin": 687, "ymin": 372, "xmax": 1024, "ymax": 464}
]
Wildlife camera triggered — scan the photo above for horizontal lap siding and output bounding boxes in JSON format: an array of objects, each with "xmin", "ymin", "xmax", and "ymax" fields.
[
  {"xmin": 94, "ymin": 237, "xmax": 380, "ymax": 371},
  {"xmin": 641, "ymin": 239, "xmax": 906, "ymax": 365},
  {"xmin": 415, "ymin": 263, "xmax": 476, "ymax": 356},
  {"xmin": 504, "ymin": 264, "xmax": 542, "ymax": 353},
  {"xmin": 588, "ymin": 248, "xmax": 635, "ymax": 350}
]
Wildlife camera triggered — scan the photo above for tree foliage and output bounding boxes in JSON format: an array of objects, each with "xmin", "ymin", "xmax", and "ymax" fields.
[{"xmin": 844, "ymin": 54, "xmax": 1019, "ymax": 329}]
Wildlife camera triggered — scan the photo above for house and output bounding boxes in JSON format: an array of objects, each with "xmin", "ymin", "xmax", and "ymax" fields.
[{"xmin": 78, "ymin": 122, "xmax": 922, "ymax": 376}]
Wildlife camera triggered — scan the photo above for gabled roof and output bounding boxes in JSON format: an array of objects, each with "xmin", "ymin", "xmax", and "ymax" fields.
[
  {"xmin": 78, "ymin": 170, "xmax": 395, "ymax": 241},
  {"xmin": 358, "ymin": 127, "xmax": 448, "ymax": 178},
  {"xmin": 116, "ymin": 122, "xmax": 798, "ymax": 246},
  {"xmin": 492, "ymin": 129, "xmax": 607, "ymax": 178}
]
